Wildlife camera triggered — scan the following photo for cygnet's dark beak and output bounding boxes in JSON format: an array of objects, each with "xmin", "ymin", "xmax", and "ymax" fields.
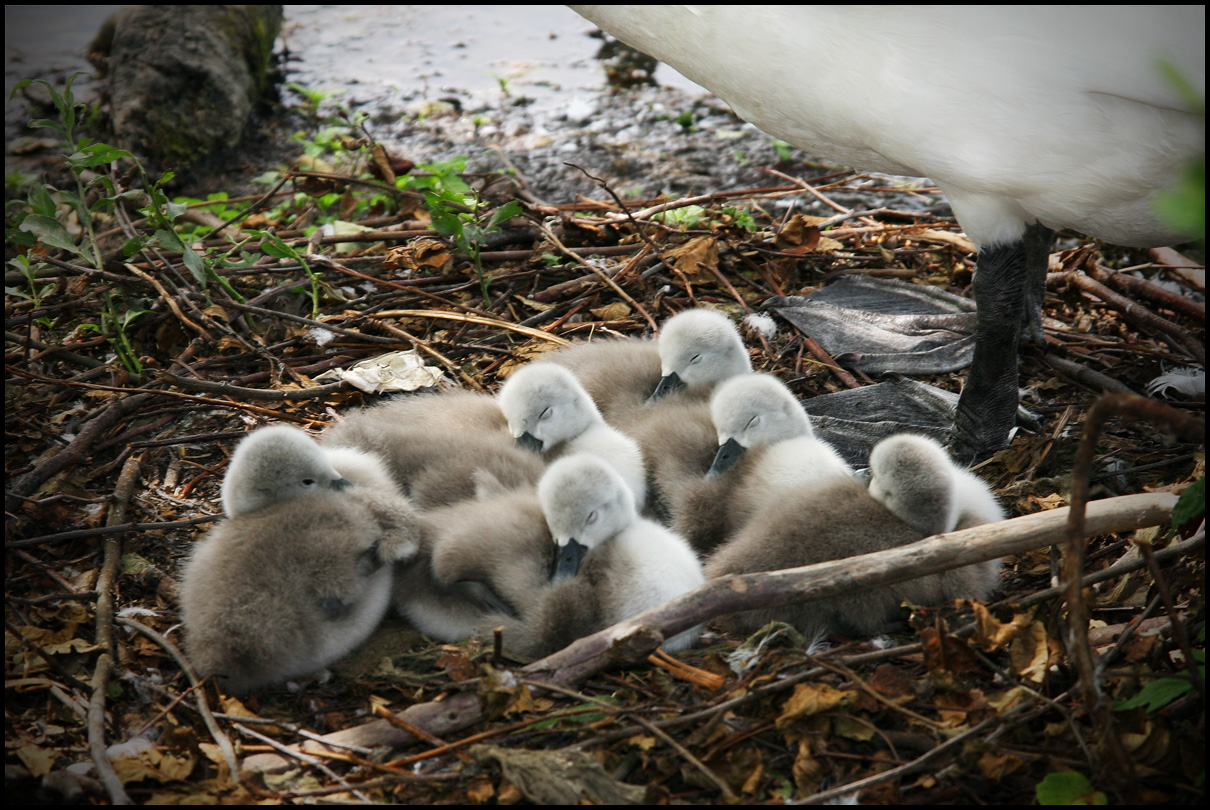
[
  {"xmin": 708, "ymin": 437, "xmax": 746, "ymax": 478},
  {"xmin": 330, "ymin": 477, "xmax": 353, "ymax": 491},
  {"xmin": 552, "ymin": 538, "xmax": 588, "ymax": 582},
  {"xmin": 647, "ymin": 372, "xmax": 685, "ymax": 403},
  {"xmin": 516, "ymin": 432, "xmax": 544, "ymax": 453}
]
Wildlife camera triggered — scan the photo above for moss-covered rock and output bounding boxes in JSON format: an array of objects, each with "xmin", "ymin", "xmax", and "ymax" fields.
[{"xmin": 105, "ymin": 5, "xmax": 282, "ymax": 168}]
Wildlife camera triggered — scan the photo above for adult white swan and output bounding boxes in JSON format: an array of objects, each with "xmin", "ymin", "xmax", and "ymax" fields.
[{"xmin": 570, "ymin": 6, "xmax": 1205, "ymax": 460}]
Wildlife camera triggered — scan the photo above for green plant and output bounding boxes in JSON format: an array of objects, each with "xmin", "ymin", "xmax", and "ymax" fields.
[
  {"xmin": 8, "ymin": 73, "xmax": 218, "ymax": 296},
  {"xmin": 10, "ymin": 74, "xmax": 136, "ymax": 271},
  {"xmin": 770, "ymin": 138, "xmax": 794, "ymax": 163},
  {"xmin": 5, "ymin": 255, "xmax": 55, "ymax": 307},
  {"xmin": 403, "ymin": 158, "xmax": 522, "ymax": 304},
  {"xmin": 652, "ymin": 204, "xmax": 757, "ymax": 231},
  {"xmin": 247, "ymin": 230, "xmax": 321, "ymax": 318},
  {"xmin": 1116, "ymin": 623, "xmax": 1204, "ymax": 714},
  {"xmin": 1153, "ymin": 60, "xmax": 1204, "ymax": 249},
  {"xmin": 80, "ymin": 291, "xmax": 152, "ymax": 376},
  {"xmin": 1035, "ymin": 772, "xmax": 1107, "ymax": 805},
  {"xmin": 286, "ymin": 82, "xmax": 346, "ymax": 121},
  {"xmin": 1111, "ymin": 484, "xmax": 1205, "ymax": 713},
  {"xmin": 6, "ymin": 168, "xmax": 38, "ymax": 197}
]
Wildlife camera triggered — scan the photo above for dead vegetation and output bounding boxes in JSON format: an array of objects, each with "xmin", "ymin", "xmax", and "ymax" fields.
[{"xmin": 4, "ymin": 89, "xmax": 1206, "ymax": 804}]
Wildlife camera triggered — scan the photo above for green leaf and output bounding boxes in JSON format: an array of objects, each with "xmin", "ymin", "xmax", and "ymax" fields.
[
  {"xmin": 28, "ymin": 183, "xmax": 58, "ymax": 217},
  {"xmin": 19, "ymin": 214, "xmax": 79, "ymax": 253},
  {"xmin": 150, "ymin": 228, "xmax": 186, "ymax": 253},
  {"xmin": 181, "ymin": 246, "xmax": 207, "ymax": 287},
  {"xmin": 1036, "ymin": 772, "xmax": 1107, "ymax": 805},
  {"xmin": 1115, "ymin": 677, "xmax": 1194, "ymax": 713},
  {"xmin": 256, "ymin": 235, "xmax": 302, "ymax": 261},
  {"xmin": 122, "ymin": 237, "xmax": 145, "ymax": 259},
  {"xmin": 1172, "ymin": 476, "xmax": 1205, "ymax": 529},
  {"xmin": 487, "ymin": 200, "xmax": 523, "ymax": 228}
]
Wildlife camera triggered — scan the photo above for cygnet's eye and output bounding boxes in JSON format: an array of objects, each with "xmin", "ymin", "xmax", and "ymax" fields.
[
  {"xmin": 318, "ymin": 596, "xmax": 349, "ymax": 621},
  {"xmin": 688, "ymin": 353, "xmax": 703, "ymax": 365},
  {"xmin": 539, "ymin": 407, "xmax": 553, "ymax": 421},
  {"xmin": 302, "ymin": 478, "xmax": 317, "ymax": 487},
  {"xmin": 585, "ymin": 509, "xmax": 598, "ymax": 526},
  {"xmin": 746, "ymin": 415, "xmax": 760, "ymax": 431}
]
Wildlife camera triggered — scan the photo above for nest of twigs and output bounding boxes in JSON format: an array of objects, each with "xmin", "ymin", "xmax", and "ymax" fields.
[{"xmin": 5, "ymin": 108, "xmax": 1206, "ymax": 805}]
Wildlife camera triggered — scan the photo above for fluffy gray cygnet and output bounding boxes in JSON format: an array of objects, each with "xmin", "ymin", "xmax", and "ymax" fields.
[
  {"xmin": 866, "ymin": 432, "xmax": 1004, "ymax": 594},
  {"xmin": 322, "ymin": 390, "xmax": 545, "ymax": 509},
  {"xmin": 221, "ymin": 424, "xmax": 357, "ymax": 517},
  {"xmin": 705, "ymin": 433, "xmax": 1003, "ymax": 640},
  {"xmin": 545, "ymin": 307, "xmax": 751, "ymax": 420},
  {"xmin": 663, "ymin": 374, "xmax": 852, "ymax": 554},
  {"xmin": 392, "ymin": 484, "xmax": 553, "ymax": 643},
  {"xmin": 488, "ymin": 454, "xmax": 705, "ymax": 658},
  {"xmin": 182, "ymin": 449, "xmax": 421, "ymax": 693}
]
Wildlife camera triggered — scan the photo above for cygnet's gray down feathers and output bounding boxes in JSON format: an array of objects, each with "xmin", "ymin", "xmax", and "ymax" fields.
[{"xmin": 181, "ymin": 478, "xmax": 421, "ymax": 693}]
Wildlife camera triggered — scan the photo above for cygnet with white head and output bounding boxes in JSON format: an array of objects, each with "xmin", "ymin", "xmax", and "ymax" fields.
[
  {"xmin": 544, "ymin": 307, "xmax": 752, "ymax": 420},
  {"xmin": 707, "ymin": 373, "xmax": 851, "ymax": 484},
  {"xmin": 650, "ymin": 308, "xmax": 753, "ymax": 401},
  {"xmin": 489, "ymin": 454, "xmax": 705, "ymax": 658},
  {"xmin": 866, "ymin": 433, "xmax": 1004, "ymax": 591},
  {"xmin": 497, "ymin": 362, "xmax": 646, "ymax": 510}
]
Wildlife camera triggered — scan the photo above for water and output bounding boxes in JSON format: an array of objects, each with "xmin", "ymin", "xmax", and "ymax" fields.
[{"xmin": 283, "ymin": 5, "xmax": 700, "ymax": 109}]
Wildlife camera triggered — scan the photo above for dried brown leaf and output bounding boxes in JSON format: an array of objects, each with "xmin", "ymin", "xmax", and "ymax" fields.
[
  {"xmin": 664, "ymin": 235, "xmax": 719, "ymax": 278},
  {"xmin": 466, "ymin": 775, "xmax": 496, "ymax": 804},
  {"xmin": 111, "ymin": 744, "xmax": 198, "ymax": 785},
  {"xmin": 791, "ymin": 739, "xmax": 825, "ymax": 796},
  {"xmin": 867, "ymin": 663, "xmax": 915, "ymax": 704},
  {"xmin": 921, "ymin": 626, "xmax": 981, "ymax": 678},
  {"xmin": 971, "ymin": 602, "xmax": 1033, "ymax": 652},
  {"xmin": 591, "ymin": 301, "xmax": 632, "ymax": 321},
  {"xmin": 776, "ymin": 682, "xmax": 853, "ymax": 728},
  {"xmin": 1008, "ymin": 619, "xmax": 1051, "ymax": 684},
  {"xmin": 471, "ymin": 744, "xmax": 646, "ymax": 804},
  {"xmin": 383, "ymin": 238, "xmax": 452, "ymax": 272},
  {"xmin": 15, "ymin": 743, "xmax": 58, "ymax": 778},
  {"xmin": 977, "ymin": 750, "xmax": 1026, "ymax": 781}
]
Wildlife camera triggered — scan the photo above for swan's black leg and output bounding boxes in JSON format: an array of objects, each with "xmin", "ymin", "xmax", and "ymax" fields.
[
  {"xmin": 950, "ymin": 233, "xmax": 1034, "ymax": 463},
  {"xmin": 951, "ymin": 223, "xmax": 1053, "ymax": 463},
  {"xmin": 1022, "ymin": 223, "xmax": 1055, "ymax": 345}
]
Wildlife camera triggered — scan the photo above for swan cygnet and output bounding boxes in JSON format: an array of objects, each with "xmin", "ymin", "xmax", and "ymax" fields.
[
  {"xmin": 221, "ymin": 424, "xmax": 354, "ymax": 518},
  {"xmin": 490, "ymin": 454, "xmax": 705, "ymax": 658},
  {"xmin": 497, "ymin": 362, "xmax": 646, "ymax": 510},
  {"xmin": 544, "ymin": 307, "xmax": 751, "ymax": 420},
  {"xmin": 393, "ymin": 485, "xmax": 553, "ymax": 642},
  {"xmin": 706, "ymin": 374, "xmax": 851, "ymax": 484},
  {"xmin": 866, "ymin": 433, "xmax": 1004, "ymax": 594},
  {"xmin": 705, "ymin": 436, "xmax": 1004, "ymax": 640},
  {"xmin": 622, "ymin": 399, "xmax": 719, "ymax": 522},
  {"xmin": 650, "ymin": 308, "xmax": 752, "ymax": 401},
  {"xmin": 662, "ymin": 375, "xmax": 852, "ymax": 554},
  {"xmin": 322, "ymin": 391, "xmax": 545, "ymax": 509},
  {"xmin": 542, "ymin": 334, "xmax": 661, "ymax": 422},
  {"xmin": 181, "ymin": 477, "xmax": 422, "ymax": 693},
  {"xmin": 703, "ymin": 477, "xmax": 946, "ymax": 641}
]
